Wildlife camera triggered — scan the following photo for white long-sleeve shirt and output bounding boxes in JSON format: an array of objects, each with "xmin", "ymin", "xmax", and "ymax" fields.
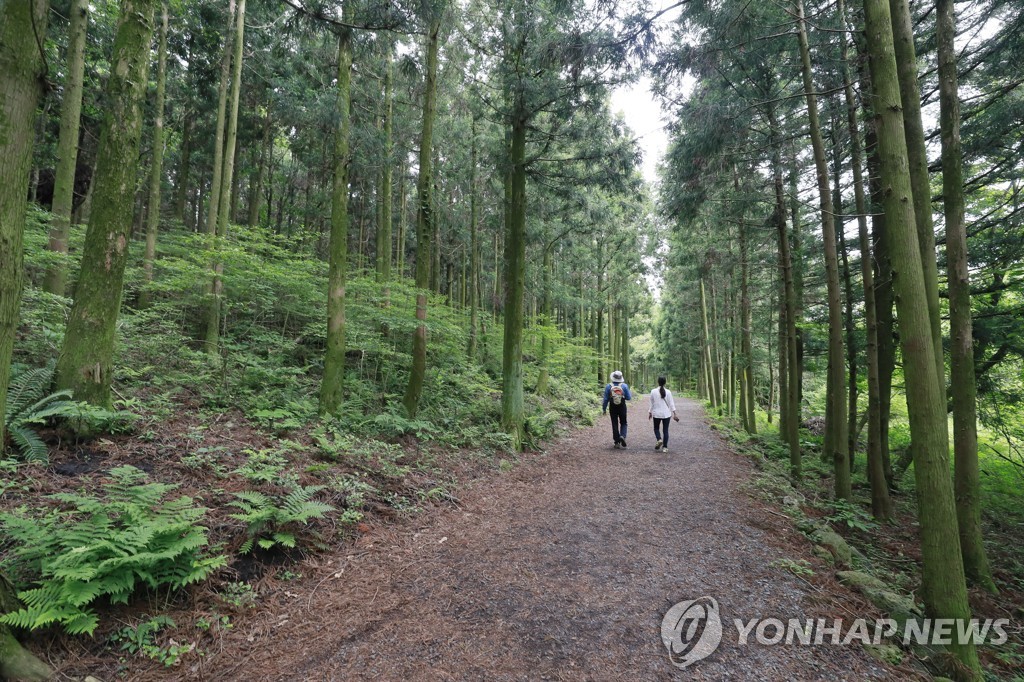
[{"xmin": 649, "ymin": 387, "xmax": 677, "ymax": 418}]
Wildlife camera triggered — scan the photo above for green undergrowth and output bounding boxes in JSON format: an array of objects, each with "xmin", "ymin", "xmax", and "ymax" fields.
[
  {"xmin": 0, "ymin": 207, "xmax": 600, "ymax": 652},
  {"xmin": 702, "ymin": 400, "xmax": 1024, "ymax": 681}
]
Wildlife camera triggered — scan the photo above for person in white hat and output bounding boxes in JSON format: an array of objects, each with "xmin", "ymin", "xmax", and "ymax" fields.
[{"xmin": 602, "ymin": 370, "xmax": 632, "ymax": 448}]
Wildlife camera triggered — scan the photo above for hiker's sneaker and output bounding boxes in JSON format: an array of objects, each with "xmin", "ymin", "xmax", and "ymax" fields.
[
  {"xmin": 655, "ymin": 440, "xmax": 663, "ymax": 451},
  {"xmin": 620, "ymin": 439, "xmax": 627, "ymax": 449},
  {"xmin": 613, "ymin": 441, "xmax": 621, "ymax": 449},
  {"xmin": 661, "ymin": 446, "xmax": 669, "ymax": 453}
]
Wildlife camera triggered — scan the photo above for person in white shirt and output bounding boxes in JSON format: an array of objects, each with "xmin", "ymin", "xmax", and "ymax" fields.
[{"xmin": 648, "ymin": 376, "xmax": 679, "ymax": 452}]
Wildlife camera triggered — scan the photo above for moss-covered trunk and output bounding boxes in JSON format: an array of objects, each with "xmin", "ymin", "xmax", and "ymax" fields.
[
  {"xmin": 55, "ymin": 0, "xmax": 158, "ymax": 408},
  {"xmin": 318, "ymin": 27, "xmax": 353, "ymax": 416},
  {"xmin": 205, "ymin": 0, "xmax": 245, "ymax": 354},
  {"xmin": 937, "ymin": 0, "xmax": 996, "ymax": 594},
  {"xmin": 1, "ymin": 0, "xmax": 49, "ymax": 458},
  {"xmin": 402, "ymin": 17, "xmax": 440, "ymax": 418},
  {"xmin": 44, "ymin": 0, "xmax": 89, "ymax": 296},
  {"xmin": 141, "ymin": 3, "xmax": 169, "ymax": 309},
  {"xmin": 862, "ymin": 0, "xmax": 981, "ymax": 673},
  {"xmin": 501, "ymin": 107, "xmax": 528, "ymax": 447}
]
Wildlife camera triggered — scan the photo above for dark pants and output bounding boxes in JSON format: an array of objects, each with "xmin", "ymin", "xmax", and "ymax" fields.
[
  {"xmin": 653, "ymin": 417, "xmax": 671, "ymax": 446},
  {"xmin": 610, "ymin": 406, "xmax": 628, "ymax": 443}
]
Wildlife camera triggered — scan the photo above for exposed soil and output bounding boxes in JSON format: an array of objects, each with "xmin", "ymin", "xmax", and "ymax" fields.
[{"xmin": 123, "ymin": 396, "xmax": 911, "ymax": 681}]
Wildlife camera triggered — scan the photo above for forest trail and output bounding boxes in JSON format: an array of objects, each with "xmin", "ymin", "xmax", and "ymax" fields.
[{"xmin": 192, "ymin": 397, "xmax": 897, "ymax": 681}]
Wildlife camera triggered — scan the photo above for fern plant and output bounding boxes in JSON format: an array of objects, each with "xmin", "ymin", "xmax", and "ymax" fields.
[
  {"xmin": 0, "ymin": 466, "xmax": 226, "ymax": 635},
  {"xmin": 4, "ymin": 363, "xmax": 130, "ymax": 462},
  {"xmin": 228, "ymin": 484, "xmax": 334, "ymax": 554}
]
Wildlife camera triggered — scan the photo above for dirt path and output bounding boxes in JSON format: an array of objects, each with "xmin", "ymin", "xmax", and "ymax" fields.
[{"xmin": 196, "ymin": 397, "xmax": 897, "ymax": 680}]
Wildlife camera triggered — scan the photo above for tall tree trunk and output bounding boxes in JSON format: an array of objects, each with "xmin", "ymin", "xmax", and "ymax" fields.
[
  {"xmin": 205, "ymin": 0, "xmax": 235, "ymax": 238},
  {"xmin": 769, "ymin": 101, "xmax": 801, "ymax": 479},
  {"xmin": 55, "ymin": 0, "xmax": 158, "ymax": 408},
  {"xmin": 1, "ymin": 0, "xmax": 50, "ymax": 455},
  {"xmin": 468, "ymin": 117, "xmax": 480, "ymax": 360},
  {"xmin": 861, "ymin": 68, "xmax": 897, "ymax": 485},
  {"xmin": 709, "ymin": 276, "xmax": 723, "ymax": 409},
  {"xmin": 699, "ymin": 277, "xmax": 718, "ymax": 410},
  {"xmin": 739, "ymin": 181, "xmax": 756, "ymax": 433},
  {"xmin": 889, "ymin": 0, "xmax": 944, "ymax": 387},
  {"xmin": 44, "ymin": 0, "xmax": 89, "ymax": 296},
  {"xmin": 318, "ymin": 27, "xmax": 353, "ymax": 416},
  {"xmin": 537, "ymin": 233, "xmax": 552, "ymax": 394},
  {"xmin": 620, "ymin": 306, "xmax": 629, "ymax": 384},
  {"xmin": 840, "ymin": 0, "xmax": 891, "ymax": 519},
  {"xmin": 501, "ymin": 101, "xmax": 528, "ymax": 447},
  {"xmin": 397, "ymin": 164, "xmax": 407, "ymax": 277},
  {"xmin": 788, "ymin": 148, "xmax": 805, "ymax": 413},
  {"xmin": 402, "ymin": 16, "xmax": 440, "ymax": 418},
  {"xmin": 175, "ymin": 114, "xmax": 193, "ymax": 225},
  {"xmin": 205, "ymin": 0, "xmax": 246, "ymax": 354},
  {"xmin": 140, "ymin": 3, "xmax": 169, "ymax": 309},
  {"xmin": 862, "ymin": 0, "xmax": 981, "ymax": 673},
  {"xmin": 938, "ymin": 0, "xmax": 996, "ymax": 594},
  {"xmin": 247, "ymin": 106, "xmax": 271, "ymax": 226},
  {"xmin": 376, "ymin": 41, "xmax": 394, "ymax": 286},
  {"xmin": 831, "ymin": 111, "xmax": 859, "ymax": 472},
  {"xmin": 797, "ymin": 0, "xmax": 849, "ymax": 499}
]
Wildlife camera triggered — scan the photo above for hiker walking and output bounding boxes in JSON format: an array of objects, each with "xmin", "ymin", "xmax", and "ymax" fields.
[
  {"xmin": 648, "ymin": 376, "xmax": 680, "ymax": 452},
  {"xmin": 602, "ymin": 370, "xmax": 632, "ymax": 449}
]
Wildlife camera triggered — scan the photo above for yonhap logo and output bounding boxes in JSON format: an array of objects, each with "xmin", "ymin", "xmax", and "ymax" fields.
[
  {"xmin": 660, "ymin": 596, "xmax": 724, "ymax": 669},
  {"xmin": 659, "ymin": 595, "xmax": 1010, "ymax": 670}
]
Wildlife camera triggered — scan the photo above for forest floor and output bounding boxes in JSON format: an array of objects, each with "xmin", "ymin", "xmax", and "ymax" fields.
[{"xmin": 124, "ymin": 396, "xmax": 911, "ymax": 681}]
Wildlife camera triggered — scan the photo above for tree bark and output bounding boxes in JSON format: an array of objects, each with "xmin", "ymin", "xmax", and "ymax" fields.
[
  {"xmin": 402, "ymin": 16, "xmax": 441, "ymax": 418},
  {"xmin": 862, "ymin": 0, "xmax": 981, "ymax": 673},
  {"xmin": 797, "ymin": 0, "xmax": 849, "ymax": 499},
  {"xmin": 937, "ymin": 0, "xmax": 996, "ymax": 594},
  {"xmin": 247, "ymin": 106, "xmax": 271, "ymax": 226},
  {"xmin": 738, "ymin": 177, "xmax": 756, "ymax": 433},
  {"xmin": 769, "ymin": 102, "xmax": 801, "ymax": 479},
  {"xmin": 205, "ymin": 0, "xmax": 245, "ymax": 354},
  {"xmin": 205, "ymin": 0, "xmax": 235, "ymax": 238},
  {"xmin": 376, "ymin": 41, "xmax": 394, "ymax": 285},
  {"xmin": 55, "ymin": 0, "xmax": 158, "ymax": 408},
  {"xmin": 699, "ymin": 277, "xmax": 717, "ymax": 410},
  {"xmin": 536, "ymin": 229, "xmax": 552, "ymax": 394},
  {"xmin": 318, "ymin": 27, "xmax": 353, "ymax": 416},
  {"xmin": 141, "ymin": 3, "xmax": 169, "ymax": 309},
  {"xmin": 44, "ymin": 0, "xmax": 89, "ymax": 296},
  {"xmin": 501, "ymin": 102, "xmax": 528, "ymax": 447},
  {"xmin": 0, "ymin": 0, "xmax": 49, "ymax": 453},
  {"xmin": 840, "ymin": 0, "xmax": 891, "ymax": 519},
  {"xmin": 889, "ymin": 0, "xmax": 944, "ymax": 387},
  {"xmin": 468, "ymin": 117, "xmax": 480, "ymax": 360}
]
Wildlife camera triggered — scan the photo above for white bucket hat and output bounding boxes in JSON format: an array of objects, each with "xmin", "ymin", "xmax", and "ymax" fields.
[{"xmin": 610, "ymin": 370, "xmax": 624, "ymax": 382}]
